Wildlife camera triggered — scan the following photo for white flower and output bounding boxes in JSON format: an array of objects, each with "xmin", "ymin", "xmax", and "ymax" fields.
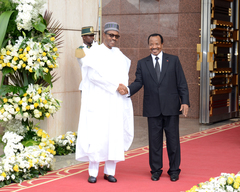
[
  {"xmin": 23, "ymin": 112, "xmax": 29, "ymax": 118},
  {"xmin": 0, "ymin": 176, "xmax": 4, "ymax": 181},
  {"xmin": 11, "ymin": 174, "xmax": 15, "ymax": 180},
  {"xmin": 32, "ymin": 94, "xmax": 40, "ymax": 101}
]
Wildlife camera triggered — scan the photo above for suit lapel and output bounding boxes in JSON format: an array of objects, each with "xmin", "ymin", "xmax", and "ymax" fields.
[
  {"xmin": 145, "ymin": 55, "xmax": 158, "ymax": 84},
  {"xmin": 159, "ymin": 53, "xmax": 169, "ymax": 84}
]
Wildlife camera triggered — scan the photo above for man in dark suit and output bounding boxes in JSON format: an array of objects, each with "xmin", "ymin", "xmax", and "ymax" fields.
[{"xmin": 119, "ymin": 33, "xmax": 189, "ymax": 182}]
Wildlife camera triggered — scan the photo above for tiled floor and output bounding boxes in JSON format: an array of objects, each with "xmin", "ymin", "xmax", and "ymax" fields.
[{"xmin": 52, "ymin": 116, "xmax": 240, "ymax": 170}]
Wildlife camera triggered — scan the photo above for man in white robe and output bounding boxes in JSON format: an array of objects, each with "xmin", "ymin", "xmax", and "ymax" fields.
[{"xmin": 75, "ymin": 22, "xmax": 134, "ymax": 183}]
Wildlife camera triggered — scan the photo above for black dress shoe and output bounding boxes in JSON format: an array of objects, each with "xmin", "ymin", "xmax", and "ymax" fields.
[
  {"xmin": 88, "ymin": 176, "xmax": 97, "ymax": 183},
  {"xmin": 104, "ymin": 174, "xmax": 117, "ymax": 182},
  {"xmin": 170, "ymin": 174, "xmax": 179, "ymax": 181},
  {"xmin": 151, "ymin": 172, "xmax": 161, "ymax": 181}
]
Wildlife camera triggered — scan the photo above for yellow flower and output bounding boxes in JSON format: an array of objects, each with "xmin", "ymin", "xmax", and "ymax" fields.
[
  {"xmin": 52, "ymin": 151, "xmax": 56, "ymax": 155},
  {"xmin": 39, "ymin": 98, "xmax": 42, "ymax": 102},
  {"xmin": 53, "ymin": 47, "xmax": 58, "ymax": 52},
  {"xmin": 70, "ymin": 140, "xmax": 73, "ymax": 143},
  {"xmin": 13, "ymin": 66, "xmax": 18, "ymax": 71},
  {"xmin": 44, "ymin": 68, "xmax": 49, "ymax": 73},
  {"xmin": 42, "ymin": 52, "xmax": 47, "ymax": 56},
  {"xmin": 50, "ymin": 37, "xmax": 55, "ymax": 41},
  {"xmin": 41, "ymin": 152, "xmax": 46, "ymax": 157},
  {"xmin": 53, "ymin": 56, "xmax": 56, "ymax": 60},
  {"xmin": 13, "ymin": 56, "xmax": 18, "ymax": 61},
  {"xmin": 209, "ymin": 177, "xmax": 214, "ymax": 181},
  {"xmin": 39, "ymin": 144, "xmax": 42, "ymax": 149},
  {"xmin": 189, "ymin": 185, "xmax": 198, "ymax": 192},
  {"xmin": 26, "ymin": 105, "xmax": 30, "ymax": 110},
  {"xmin": 2, "ymin": 63, "xmax": 6, "ymax": 67},
  {"xmin": 19, "ymin": 54, "xmax": 24, "ymax": 59},
  {"xmin": 45, "ymin": 113, "xmax": 50, "ymax": 118},
  {"xmin": 38, "ymin": 89, "xmax": 42, "ymax": 94},
  {"xmin": 16, "ymin": 107, "xmax": 20, "ymax": 112},
  {"xmin": 19, "ymin": 48, "xmax": 23, "ymax": 52},
  {"xmin": 39, "ymin": 112, "xmax": 42, "ymax": 116},
  {"xmin": 73, "ymin": 132, "xmax": 76, "ymax": 136},
  {"xmin": 7, "ymin": 62, "xmax": 11, "ymax": 67},
  {"xmin": 0, "ymin": 55, "xmax": 4, "ymax": 59},
  {"xmin": 23, "ymin": 57, "xmax": 27, "ymax": 62},
  {"xmin": 42, "ymin": 133, "xmax": 47, "ymax": 138},
  {"xmin": 19, "ymin": 100, "xmax": 23, "ymax": 105},
  {"xmin": 23, "ymin": 93, "xmax": 27, "ymax": 97},
  {"xmin": 61, "ymin": 135, "xmax": 65, "ymax": 139},
  {"xmin": 227, "ymin": 176, "xmax": 234, "ymax": 185},
  {"xmin": 26, "ymin": 46, "xmax": 31, "ymax": 51},
  {"xmin": 56, "ymin": 53, "xmax": 59, "ymax": 56},
  {"xmin": 28, "ymin": 160, "xmax": 33, "ymax": 168},
  {"xmin": 23, "ymin": 52, "xmax": 27, "ymax": 56},
  {"xmin": 22, "ymin": 63, "xmax": 26, "ymax": 68},
  {"xmin": 0, "ymin": 108, "xmax": 5, "ymax": 113},
  {"xmin": 37, "ymin": 129, "xmax": 43, "ymax": 137},
  {"xmin": 13, "ymin": 164, "xmax": 19, "ymax": 172},
  {"xmin": 49, "ymin": 140, "xmax": 55, "ymax": 145},
  {"xmin": 235, "ymin": 176, "xmax": 240, "ymax": 183},
  {"xmin": 1, "ymin": 172, "xmax": 6, "ymax": 177},
  {"xmin": 37, "ymin": 58, "xmax": 41, "ymax": 62},
  {"xmin": 233, "ymin": 181, "xmax": 239, "ymax": 189},
  {"xmin": 0, "ymin": 60, "xmax": 3, "ymax": 64},
  {"xmin": 43, "ymin": 100, "xmax": 48, "ymax": 104},
  {"xmin": 6, "ymin": 50, "xmax": 11, "ymax": 55},
  {"xmin": 3, "ymin": 98, "xmax": 8, "ymax": 103},
  {"xmin": 29, "ymin": 68, "xmax": 33, "ymax": 72},
  {"xmin": 198, "ymin": 182, "xmax": 204, "ymax": 188},
  {"xmin": 28, "ymin": 98, "xmax": 33, "ymax": 103},
  {"xmin": 47, "ymin": 148, "xmax": 51, "ymax": 153},
  {"xmin": 34, "ymin": 127, "xmax": 39, "ymax": 130}
]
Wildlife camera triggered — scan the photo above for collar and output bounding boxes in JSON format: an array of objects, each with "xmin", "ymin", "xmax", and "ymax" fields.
[
  {"xmin": 83, "ymin": 43, "xmax": 91, "ymax": 49},
  {"xmin": 151, "ymin": 51, "xmax": 163, "ymax": 61}
]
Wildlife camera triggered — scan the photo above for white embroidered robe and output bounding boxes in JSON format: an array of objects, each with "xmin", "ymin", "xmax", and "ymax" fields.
[{"xmin": 76, "ymin": 44, "xmax": 134, "ymax": 163}]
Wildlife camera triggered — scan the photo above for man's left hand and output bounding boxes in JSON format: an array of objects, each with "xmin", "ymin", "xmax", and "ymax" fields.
[{"xmin": 179, "ymin": 104, "xmax": 189, "ymax": 117}]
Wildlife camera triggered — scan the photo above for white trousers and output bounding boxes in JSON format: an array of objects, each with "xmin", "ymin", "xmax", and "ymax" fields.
[{"xmin": 89, "ymin": 161, "xmax": 116, "ymax": 177}]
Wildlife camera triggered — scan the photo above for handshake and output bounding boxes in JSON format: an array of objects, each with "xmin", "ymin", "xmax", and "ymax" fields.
[{"xmin": 117, "ymin": 83, "xmax": 128, "ymax": 95}]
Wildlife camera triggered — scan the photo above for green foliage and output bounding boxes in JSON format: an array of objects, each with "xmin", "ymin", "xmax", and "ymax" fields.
[
  {"xmin": 0, "ymin": 0, "xmax": 15, "ymax": 14},
  {"xmin": 0, "ymin": 11, "xmax": 14, "ymax": 49},
  {"xmin": 0, "ymin": 84, "xmax": 26, "ymax": 97},
  {"xmin": 55, "ymin": 144, "xmax": 76, "ymax": 156},
  {"xmin": 33, "ymin": 14, "xmax": 47, "ymax": 33},
  {"xmin": 22, "ymin": 139, "xmax": 40, "ymax": 147}
]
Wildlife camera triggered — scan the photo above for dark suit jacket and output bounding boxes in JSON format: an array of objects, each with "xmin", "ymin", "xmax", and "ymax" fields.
[{"xmin": 129, "ymin": 53, "xmax": 190, "ymax": 117}]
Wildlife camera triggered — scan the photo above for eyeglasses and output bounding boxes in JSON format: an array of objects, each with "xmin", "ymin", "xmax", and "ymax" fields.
[{"xmin": 106, "ymin": 33, "xmax": 120, "ymax": 39}]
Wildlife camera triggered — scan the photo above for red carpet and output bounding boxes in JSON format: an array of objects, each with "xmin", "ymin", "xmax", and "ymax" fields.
[{"xmin": 1, "ymin": 122, "xmax": 240, "ymax": 192}]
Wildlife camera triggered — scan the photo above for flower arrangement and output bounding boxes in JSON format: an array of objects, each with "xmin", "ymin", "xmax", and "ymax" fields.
[
  {"xmin": 11, "ymin": 0, "xmax": 47, "ymax": 31},
  {"xmin": 52, "ymin": 131, "xmax": 77, "ymax": 155},
  {"xmin": 0, "ymin": 34, "xmax": 59, "ymax": 75},
  {"xmin": 0, "ymin": 84, "xmax": 60, "ymax": 121},
  {"xmin": 0, "ymin": 0, "xmax": 64, "ymax": 188},
  {"xmin": 0, "ymin": 145, "xmax": 53, "ymax": 187},
  {"xmin": 186, "ymin": 172, "xmax": 240, "ymax": 192}
]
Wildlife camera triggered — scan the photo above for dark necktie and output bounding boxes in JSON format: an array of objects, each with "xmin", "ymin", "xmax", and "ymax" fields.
[{"xmin": 155, "ymin": 57, "xmax": 160, "ymax": 81}]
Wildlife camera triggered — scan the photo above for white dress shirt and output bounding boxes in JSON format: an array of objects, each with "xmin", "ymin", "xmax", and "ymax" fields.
[{"xmin": 151, "ymin": 51, "xmax": 163, "ymax": 72}]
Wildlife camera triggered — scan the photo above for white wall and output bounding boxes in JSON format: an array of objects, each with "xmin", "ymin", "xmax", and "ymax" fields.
[{"xmin": 39, "ymin": 0, "xmax": 99, "ymax": 137}]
